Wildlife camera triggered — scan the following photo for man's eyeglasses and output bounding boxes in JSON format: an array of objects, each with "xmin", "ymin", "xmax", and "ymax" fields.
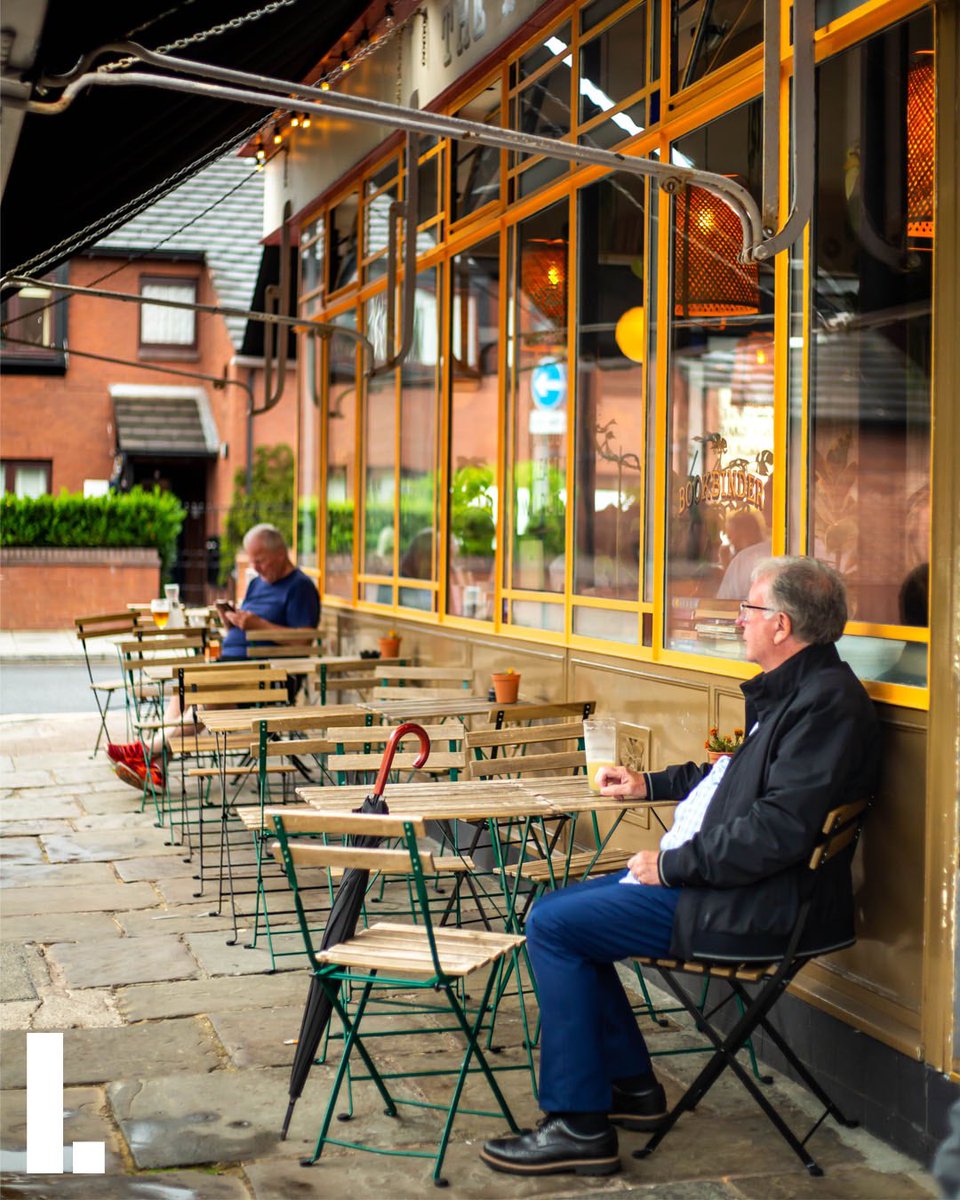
[{"xmin": 738, "ymin": 601, "xmax": 777, "ymax": 618}]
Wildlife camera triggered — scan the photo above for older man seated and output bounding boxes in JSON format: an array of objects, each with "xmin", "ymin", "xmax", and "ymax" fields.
[
  {"xmin": 107, "ymin": 524, "xmax": 319, "ymax": 790},
  {"xmin": 481, "ymin": 556, "xmax": 880, "ymax": 1178}
]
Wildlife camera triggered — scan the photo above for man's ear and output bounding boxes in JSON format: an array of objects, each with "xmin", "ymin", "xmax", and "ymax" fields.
[{"xmin": 772, "ymin": 610, "xmax": 793, "ymax": 646}]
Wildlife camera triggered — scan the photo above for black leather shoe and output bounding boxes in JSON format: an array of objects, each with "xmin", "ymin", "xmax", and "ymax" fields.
[
  {"xmin": 480, "ymin": 1116, "xmax": 620, "ymax": 1176},
  {"xmin": 609, "ymin": 1081, "xmax": 667, "ymax": 1131}
]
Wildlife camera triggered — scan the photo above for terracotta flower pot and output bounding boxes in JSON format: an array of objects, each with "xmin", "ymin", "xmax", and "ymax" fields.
[
  {"xmin": 378, "ymin": 635, "xmax": 401, "ymax": 659},
  {"xmin": 491, "ymin": 672, "xmax": 521, "ymax": 704},
  {"xmin": 706, "ymin": 749, "xmax": 733, "ymax": 764}
]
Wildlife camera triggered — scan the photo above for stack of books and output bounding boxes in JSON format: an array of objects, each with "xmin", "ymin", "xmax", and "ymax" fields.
[{"xmin": 694, "ymin": 599, "xmax": 741, "ymax": 642}]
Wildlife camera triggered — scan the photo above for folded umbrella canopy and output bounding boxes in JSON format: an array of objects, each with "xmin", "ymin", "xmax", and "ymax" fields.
[{"xmin": 280, "ymin": 721, "xmax": 431, "ymax": 1140}]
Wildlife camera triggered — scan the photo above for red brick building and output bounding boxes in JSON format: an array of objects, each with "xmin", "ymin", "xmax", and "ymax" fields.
[{"xmin": 0, "ymin": 155, "xmax": 297, "ymax": 604}]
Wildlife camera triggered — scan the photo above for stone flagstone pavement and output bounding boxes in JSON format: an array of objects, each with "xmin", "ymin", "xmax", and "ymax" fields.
[{"xmin": 0, "ymin": 713, "xmax": 943, "ymax": 1199}]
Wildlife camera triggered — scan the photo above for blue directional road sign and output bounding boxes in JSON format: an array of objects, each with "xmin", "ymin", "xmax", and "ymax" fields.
[{"xmin": 530, "ymin": 359, "xmax": 567, "ymax": 410}]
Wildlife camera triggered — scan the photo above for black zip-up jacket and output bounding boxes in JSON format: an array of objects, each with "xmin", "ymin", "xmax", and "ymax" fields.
[{"xmin": 649, "ymin": 642, "xmax": 881, "ymax": 962}]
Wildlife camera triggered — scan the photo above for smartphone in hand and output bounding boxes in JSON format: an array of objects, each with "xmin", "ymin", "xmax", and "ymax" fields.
[{"xmin": 215, "ymin": 600, "xmax": 236, "ymax": 614}]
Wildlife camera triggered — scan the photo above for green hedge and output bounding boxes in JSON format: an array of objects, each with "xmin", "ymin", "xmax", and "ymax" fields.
[
  {"xmin": 1, "ymin": 487, "xmax": 185, "ymax": 574},
  {"xmin": 220, "ymin": 444, "xmax": 294, "ymax": 584}
]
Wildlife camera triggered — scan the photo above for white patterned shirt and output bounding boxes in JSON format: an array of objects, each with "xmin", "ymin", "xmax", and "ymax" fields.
[{"xmin": 659, "ymin": 754, "xmax": 732, "ymax": 851}]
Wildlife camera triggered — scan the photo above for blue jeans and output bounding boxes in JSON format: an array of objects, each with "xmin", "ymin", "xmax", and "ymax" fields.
[{"xmin": 524, "ymin": 871, "xmax": 681, "ymax": 1113}]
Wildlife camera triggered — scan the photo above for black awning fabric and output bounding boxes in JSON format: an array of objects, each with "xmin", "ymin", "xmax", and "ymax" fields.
[
  {"xmin": 2, "ymin": 0, "xmax": 358, "ymax": 276},
  {"xmin": 114, "ymin": 393, "xmax": 217, "ymax": 458}
]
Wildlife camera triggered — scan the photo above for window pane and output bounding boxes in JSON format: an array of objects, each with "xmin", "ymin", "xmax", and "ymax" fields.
[
  {"xmin": 398, "ymin": 267, "xmax": 440, "ymax": 613},
  {"xmin": 1, "ymin": 286, "xmax": 52, "ymax": 348},
  {"xmin": 509, "ymin": 203, "xmax": 568, "ymax": 600},
  {"xmin": 452, "ymin": 85, "xmax": 501, "ymax": 222},
  {"xmin": 579, "ymin": 4, "xmax": 647, "ymax": 126},
  {"xmin": 297, "ymin": 338, "xmax": 320, "ymax": 571},
  {"xmin": 809, "ymin": 17, "xmax": 932, "ymax": 657},
  {"xmin": 575, "ymin": 174, "xmax": 645, "ymax": 602},
  {"xmin": 325, "ymin": 312, "xmax": 358, "ymax": 598},
  {"xmin": 329, "ymin": 192, "xmax": 359, "ymax": 291},
  {"xmin": 449, "ymin": 235, "xmax": 500, "ymax": 621},
  {"xmin": 300, "ymin": 219, "xmax": 324, "ymax": 314},
  {"xmin": 140, "ymin": 282, "xmax": 196, "ymax": 345},
  {"xmin": 364, "ymin": 184, "xmax": 396, "ymax": 283},
  {"xmin": 672, "ymin": 0, "xmax": 762, "ymax": 92},
  {"xmin": 362, "ymin": 293, "xmax": 396, "ymax": 602},
  {"xmin": 13, "ymin": 464, "xmax": 49, "ymax": 498},
  {"xmin": 664, "ymin": 101, "xmax": 775, "ymax": 658}
]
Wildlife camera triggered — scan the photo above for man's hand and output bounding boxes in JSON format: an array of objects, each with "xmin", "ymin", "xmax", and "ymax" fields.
[
  {"xmin": 597, "ymin": 766, "xmax": 647, "ymax": 799},
  {"xmin": 224, "ymin": 609, "xmax": 266, "ymax": 631},
  {"xmin": 626, "ymin": 849, "xmax": 661, "ymax": 886}
]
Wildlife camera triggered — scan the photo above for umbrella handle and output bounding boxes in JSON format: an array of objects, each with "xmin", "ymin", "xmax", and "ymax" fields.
[{"xmin": 371, "ymin": 721, "xmax": 431, "ymax": 799}]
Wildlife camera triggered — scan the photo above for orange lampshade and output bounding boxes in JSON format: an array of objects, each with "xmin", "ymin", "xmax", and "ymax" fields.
[
  {"xmin": 521, "ymin": 238, "xmax": 567, "ymax": 328},
  {"xmin": 906, "ymin": 51, "xmax": 934, "ymax": 239},
  {"xmin": 674, "ymin": 185, "xmax": 759, "ymax": 318}
]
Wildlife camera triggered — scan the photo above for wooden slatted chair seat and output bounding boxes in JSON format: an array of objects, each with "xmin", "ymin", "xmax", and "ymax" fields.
[
  {"xmin": 315, "ymin": 921, "xmax": 519, "ymax": 975},
  {"xmin": 187, "ymin": 763, "xmax": 299, "ymax": 779}
]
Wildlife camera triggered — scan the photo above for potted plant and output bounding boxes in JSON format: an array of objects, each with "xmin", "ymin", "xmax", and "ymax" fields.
[
  {"xmin": 705, "ymin": 727, "xmax": 744, "ymax": 764},
  {"xmin": 491, "ymin": 668, "xmax": 521, "ymax": 704},
  {"xmin": 378, "ymin": 630, "xmax": 401, "ymax": 659}
]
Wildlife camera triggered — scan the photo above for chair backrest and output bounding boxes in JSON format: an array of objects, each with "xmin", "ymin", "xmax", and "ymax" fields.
[
  {"xmin": 466, "ymin": 720, "xmax": 586, "ymax": 780},
  {"xmin": 180, "ymin": 666, "xmax": 292, "ymax": 708},
  {"xmin": 267, "ymin": 809, "xmax": 434, "ymax": 969},
  {"xmin": 374, "ymin": 666, "xmax": 474, "ymax": 686},
  {"xmin": 243, "ymin": 627, "xmax": 324, "ymax": 658},
  {"xmin": 75, "ymin": 611, "xmax": 137, "ymax": 641},
  {"xmin": 809, "ymin": 799, "xmax": 870, "ymax": 872},
  {"xmin": 487, "ymin": 700, "xmax": 596, "ymax": 725},
  {"xmin": 371, "ymin": 686, "xmax": 471, "ymax": 701},
  {"xmin": 327, "ymin": 722, "xmax": 466, "ymax": 782}
]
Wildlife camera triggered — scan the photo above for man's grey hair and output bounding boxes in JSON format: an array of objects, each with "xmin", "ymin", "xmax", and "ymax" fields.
[
  {"xmin": 751, "ymin": 556, "xmax": 848, "ymax": 645},
  {"xmin": 243, "ymin": 524, "xmax": 288, "ymax": 553}
]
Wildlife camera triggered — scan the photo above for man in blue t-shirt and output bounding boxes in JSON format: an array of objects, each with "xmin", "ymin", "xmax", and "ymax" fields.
[{"xmin": 221, "ymin": 524, "xmax": 320, "ymax": 658}]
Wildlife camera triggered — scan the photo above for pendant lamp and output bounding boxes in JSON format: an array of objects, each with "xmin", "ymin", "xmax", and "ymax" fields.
[
  {"xmin": 674, "ymin": 185, "xmax": 759, "ymax": 318},
  {"xmin": 906, "ymin": 51, "xmax": 934, "ymax": 240},
  {"xmin": 521, "ymin": 238, "xmax": 567, "ymax": 328}
]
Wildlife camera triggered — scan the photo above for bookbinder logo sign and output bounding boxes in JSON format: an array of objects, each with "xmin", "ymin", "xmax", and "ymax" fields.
[{"xmin": 26, "ymin": 1033, "xmax": 106, "ymax": 1174}]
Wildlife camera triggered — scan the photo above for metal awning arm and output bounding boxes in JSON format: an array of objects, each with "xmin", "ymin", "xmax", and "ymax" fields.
[
  {"xmin": 754, "ymin": 0, "xmax": 815, "ymax": 261},
  {"xmin": 9, "ymin": 41, "xmax": 766, "ymax": 260},
  {"xmin": 0, "ymin": 274, "xmax": 376, "ymax": 378}
]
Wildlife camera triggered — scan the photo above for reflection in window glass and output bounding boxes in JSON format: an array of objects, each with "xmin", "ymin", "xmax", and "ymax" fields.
[
  {"xmin": 672, "ymin": 0, "xmax": 762, "ymax": 92},
  {"xmin": 398, "ymin": 267, "xmax": 440, "ymax": 612},
  {"xmin": 300, "ymin": 219, "xmax": 324, "ymax": 314},
  {"xmin": 325, "ymin": 313, "xmax": 358, "ymax": 598},
  {"xmin": 665, "ymin": 101, "xmax": 775, "ymax": 657},
  {"xmin": 579, "ymin": 3, "xmax": 646, "ymax": 128},
  {"xmin": 575, "ymin": 175, "xmax": 645, "ymax": 603},
  {"xmin": 508, "ymin": 202, "xmax": 568, "ymax": 623},
  {"xmin": 452, "ymin": 85, "xmax": 501, "ymax": 223},
  {"xmin": 364, "ymin": 185, "xmax": 396, "ymax": 283},
  {"xmin": 329, "ymin": 192, "xmax": 359, "ymax": 292},
  {"xmin": 363, "ymin": 293, "xmax": 396, "ymax": 603},
  {"xmin": 449, "ymin": 236, "xmax": 500, "ymax": 621},
  {"xmin": 297, "ymin": 336, "xmax": 320, "ymax": 571},
  {"xmin": 809, "ymin": 16, "xmax": 932, "ymax": 683}
]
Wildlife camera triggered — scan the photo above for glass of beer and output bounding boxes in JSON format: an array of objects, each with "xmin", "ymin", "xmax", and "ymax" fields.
[
  {"xmin": 583, "ymin": 717, "xmax": 618, "ymax": 794},
  {"xmin": 150, "ymin": 598, "xmax": 170, "ymax": 629}
]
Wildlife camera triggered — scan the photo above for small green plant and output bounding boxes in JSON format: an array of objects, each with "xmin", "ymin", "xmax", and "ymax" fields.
[
  {"xmin": 1, "ymin": 487, "xmax": 185, "ymax": 576},
  {"xmin": 221, "ymin": 444, "xmax": 294, "ymax": 583}
]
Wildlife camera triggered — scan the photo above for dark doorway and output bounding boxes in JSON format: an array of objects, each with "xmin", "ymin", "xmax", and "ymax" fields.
[{"xmin": 130, "ymin": 457, "xmax": 213, "ymax": 605}]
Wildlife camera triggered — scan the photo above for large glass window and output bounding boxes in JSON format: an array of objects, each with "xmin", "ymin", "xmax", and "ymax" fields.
[
  {"xmin": 324, "ymin": 312, "xmax": 359, "ymax": 599},
  {"xmin": 139, "ymin": 277, "xmax": 197, "ymax": 351},
  {"xmin": 574, "ymin": 174, "xmax": 646, "ymax": 621},
  {"xmin": 578, "ymin": 1, "xmax": 648, "ymax": 148},
  {"xmin": 507, "ymin": 202, "xmax": 569, "ymax": 630},
  {"xmin": 328, "ymin": 191, "xmax": 359, "ymax": 293},
  {"xmin": 664, "ymin": 101, "xmax": 775, "ymax": 657},
  {"xmin": 398, "ymin": 267, "xmax": 441, "ymax": 612},
  {"xmin": 448, "ymin": 235, "xmax": 501, "ymax": 621},
  {"xmin": 809, "ymin": 14, "xmax": 932, "ymax": 686}
]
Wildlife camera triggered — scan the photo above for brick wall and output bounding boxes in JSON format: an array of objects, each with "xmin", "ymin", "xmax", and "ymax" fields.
[{"xmin": 0, "ymin": 547, "xmax": 160, "ymax": 629}]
